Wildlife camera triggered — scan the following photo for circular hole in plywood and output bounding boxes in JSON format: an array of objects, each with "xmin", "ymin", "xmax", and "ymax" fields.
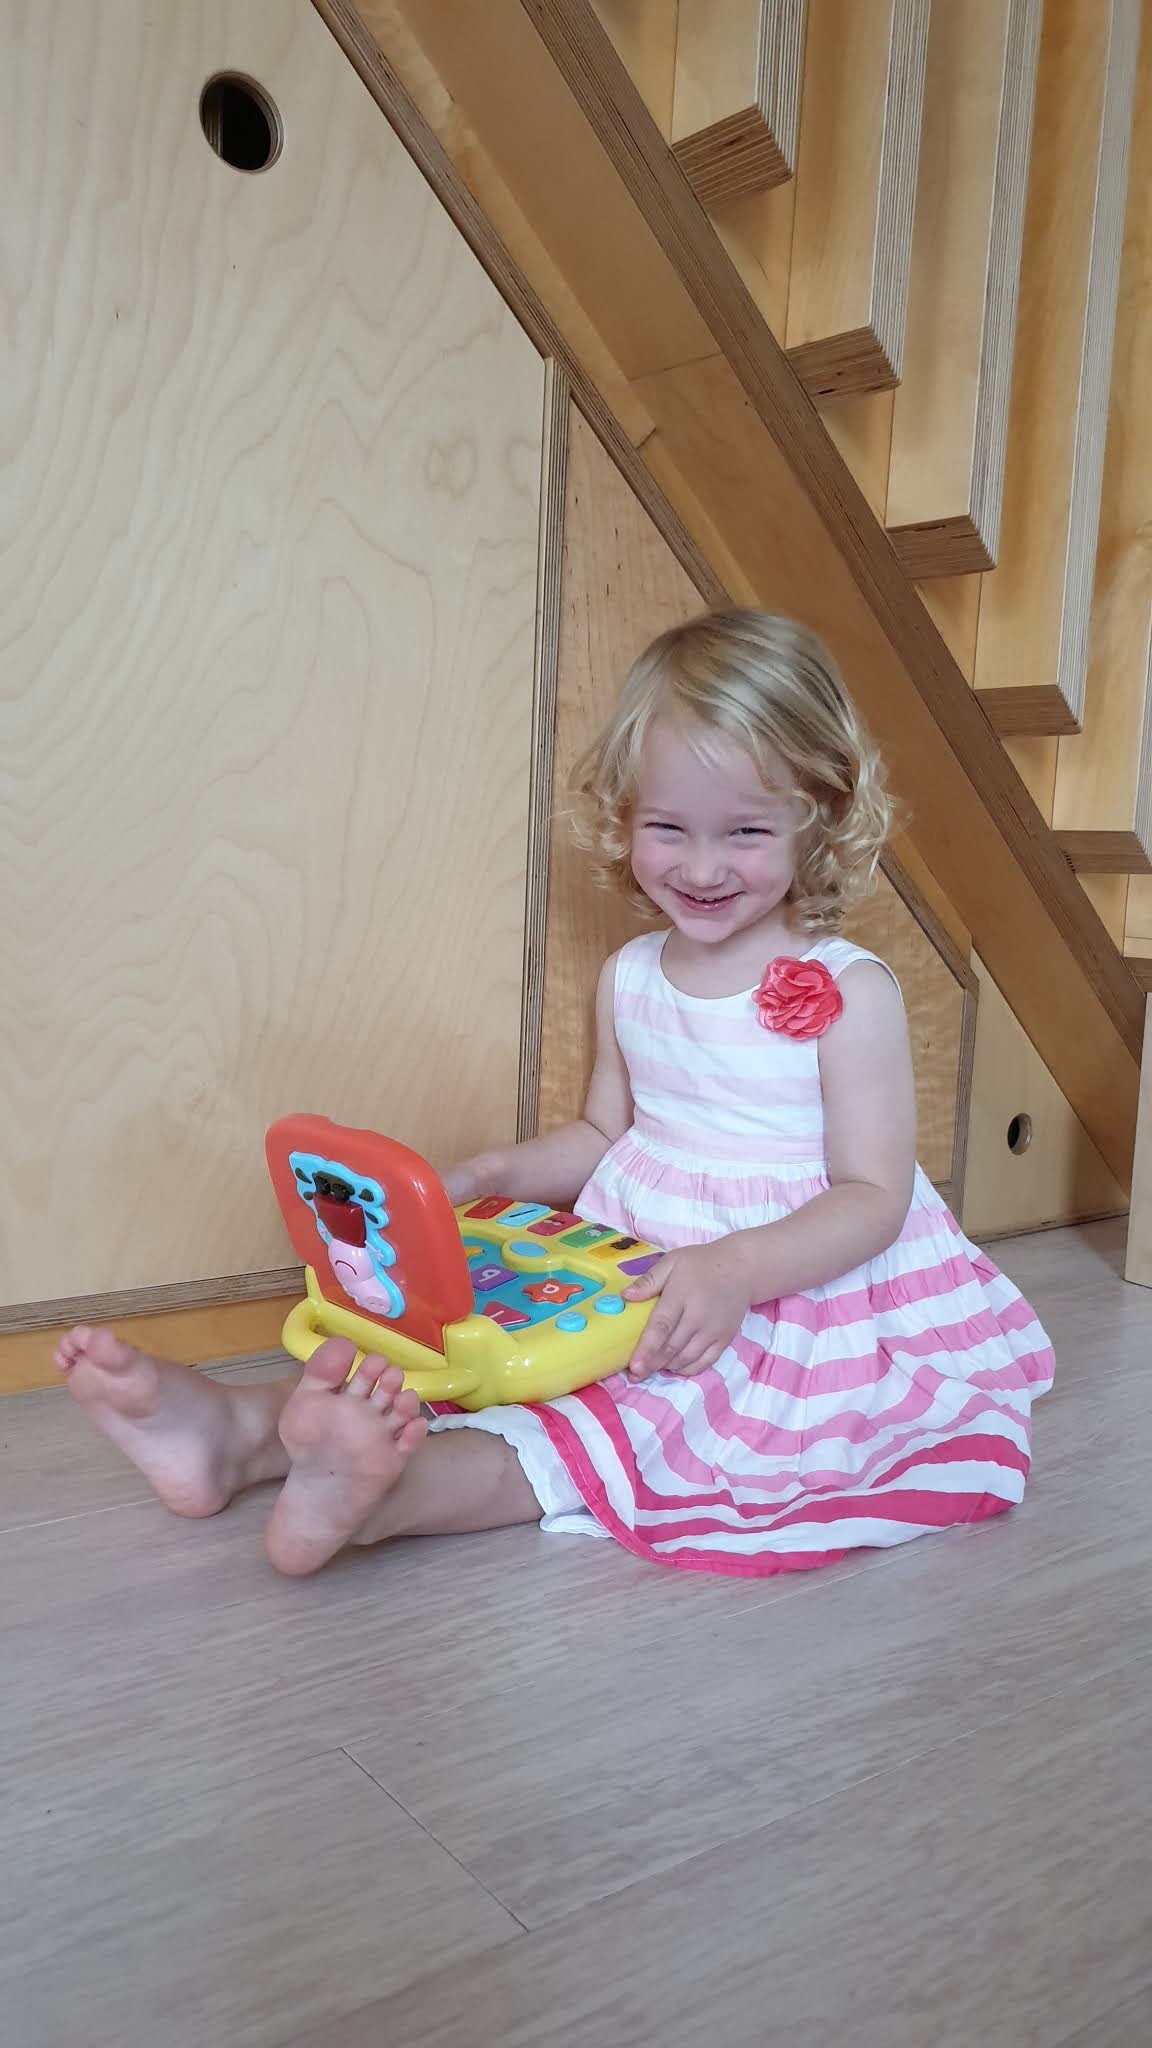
[
  {"xmin": 1006, "ymin": 1113, "xmax": 1033, "ymax": 1157},
  {"xmin": 199, "ymin": 74, "xmax": 282, "ymax": 173}
]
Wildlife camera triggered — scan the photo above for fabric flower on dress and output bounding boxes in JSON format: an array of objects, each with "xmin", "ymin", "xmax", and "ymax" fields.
[{"xmin": 754, "ymin": 957, "xmax": 844, "ymax": 1040}]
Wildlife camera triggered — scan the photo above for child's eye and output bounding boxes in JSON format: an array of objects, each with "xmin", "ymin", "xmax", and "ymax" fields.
[
  {"xmin": 644, "ymin": 820, "xmax": 682, "ymax": 834},
  {"xmin": 733, "ymin": 826, "xmax": 774, "ymax": 838}
]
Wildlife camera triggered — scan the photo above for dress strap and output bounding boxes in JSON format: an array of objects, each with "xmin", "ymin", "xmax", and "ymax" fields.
[{"xmin": 804, "ymin": 935, "xmax": 902, "ymax": 993}]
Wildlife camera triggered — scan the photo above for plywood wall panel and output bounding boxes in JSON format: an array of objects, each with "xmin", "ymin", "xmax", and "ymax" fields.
[
  {"xmin": 0, "ymin": 0, "xmax": 544, "ymax": 1308},
  {"xmin": 963, "ymin": 959, "xmax": 1126, "ymax": 1237}
]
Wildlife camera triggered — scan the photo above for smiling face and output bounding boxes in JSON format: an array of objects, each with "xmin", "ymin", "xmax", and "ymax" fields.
[{"xmin": 630, "ymin": 719, "xmax": 804, "ymax": 951}]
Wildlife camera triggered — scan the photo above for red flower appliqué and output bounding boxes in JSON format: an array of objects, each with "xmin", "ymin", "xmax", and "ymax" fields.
[{"xmin": 754, "ymin": 957, "xmax": 844, "ymax": 1040}]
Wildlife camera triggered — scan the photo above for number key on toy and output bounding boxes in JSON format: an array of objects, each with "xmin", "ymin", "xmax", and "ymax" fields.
[
  {"xmin": 483, "ymin": 1300, "xmax": 531, "ymax": 1330},
  {"xmin": 472, "ymin": 1263, "xmax": 514, "ymax": 1293},
  {"xmin": 527, "ymin": 1212, "xmax": 581, "ymax": 1236},
  {"xmin": 619, "ymin": 1252, "xmax": 662, "ymax": 1278},
  {"xmin": 560, "ymin": 1223, "xmax": 617, "ymax": 1250},
  {"xmin": 465, "ymin": 1197, "xmax": 512, "ymax": 1220},
  {"xmin": 590, "ymin": 1233, "xmax": 641, "ymax": 1258},
  {"xmin": 501, "ymin": 1202, "xmax": 552, "ymax": 1228}
]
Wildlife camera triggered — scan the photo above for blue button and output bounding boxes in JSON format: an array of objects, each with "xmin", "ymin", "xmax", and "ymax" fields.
[
  {"xmin": 556, "ymin": 1311, "xmax": 588, "ymax": 1334},
  {"xmin": 594, "ymin": 1294, "xmax": 626, "ymax": 1316},
  {"xmin": 508, "ymin": 1240, "xmax": 548, "ymax": 1260},
  {"xmin": 502, "ymin": 1202, "xmax": 551, "ymax": 1227}
]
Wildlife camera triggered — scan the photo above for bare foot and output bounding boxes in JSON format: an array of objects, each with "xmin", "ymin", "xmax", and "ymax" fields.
[
  {"xmin": 54, "ymin": 1326, "xmax": 291, "ymax": 1517},
  {"xmin": 265, "ymin": 1340, "xmax": 428, "ymax": 1577}
]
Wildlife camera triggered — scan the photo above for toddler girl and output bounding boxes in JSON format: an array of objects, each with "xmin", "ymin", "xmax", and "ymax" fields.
[{"xmin": 57, "ymin": 610, "xmax": 1054, "ymax": 1576}]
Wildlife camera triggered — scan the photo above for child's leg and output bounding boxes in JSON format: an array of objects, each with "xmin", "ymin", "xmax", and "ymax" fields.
[
  {"xmin": 55, "ymin": 1325, "xmax": 296, "ymax": 1517},
  {"xmin": 265, "ymin": 1345, "xmax": 542, "ymax": 1577}
]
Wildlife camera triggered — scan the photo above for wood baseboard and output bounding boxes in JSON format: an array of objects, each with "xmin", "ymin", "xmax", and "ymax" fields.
[{"xmin": 0, "ymin": 1288, "xmax": 300, "ymax": 1397}]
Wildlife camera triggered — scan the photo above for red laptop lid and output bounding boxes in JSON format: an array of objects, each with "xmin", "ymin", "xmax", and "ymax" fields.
[{"xmin": 266, "ymin": 1115, "xmax": 473, "ymax": 1354}]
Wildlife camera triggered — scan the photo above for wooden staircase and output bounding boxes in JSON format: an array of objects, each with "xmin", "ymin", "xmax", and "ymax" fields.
[{"xmin": 316, "ymin": 0, "xmax": 1151, "ymax": 1193}]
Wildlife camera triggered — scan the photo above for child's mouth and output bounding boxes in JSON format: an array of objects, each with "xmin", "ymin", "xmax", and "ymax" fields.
[{"xmin": 673, "ymin": 888, "xmax": 741, "ymax": 915}]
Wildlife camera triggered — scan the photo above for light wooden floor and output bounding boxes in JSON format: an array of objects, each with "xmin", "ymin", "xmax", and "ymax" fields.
[{"xmin": 2, "ymin": 1220, "xmax": 1151, "ymax": 2048}]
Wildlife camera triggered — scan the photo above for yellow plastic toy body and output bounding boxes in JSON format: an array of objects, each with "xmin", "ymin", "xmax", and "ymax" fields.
[{"xmin": 267, "ymin": 1118, "xmax": 659, "ymax": 1410}]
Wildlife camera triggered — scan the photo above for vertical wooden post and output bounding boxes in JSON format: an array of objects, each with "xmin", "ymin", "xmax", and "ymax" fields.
[{"xmin": 1124, "ymin": 996, "xmax": 1152, "ymax": 1284}]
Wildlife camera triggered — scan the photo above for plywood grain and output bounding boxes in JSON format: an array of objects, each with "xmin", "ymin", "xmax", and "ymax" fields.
[
  {"xmin": 0, "ymin": 0, "xmax": 544, "ymax": 1307},
  {"xmin": 786, "ymin": 0, "xmax": 930, "ymax": 395},
  {"xmin": 963, "ymin": 957, "xmax": 1126, "ymax": 1237},
  {"xmin": 1052, "ymin": 14, "xmax": 1152, "ymax": 869},
  {"xmin": 671, "ymin": 0, "xmax": 807, "ymax": 206},
  {"xmin": 973, "ymin": 0, "xmax": 1141, "ymax": 729},
  {"xmin": 888, "ymin": 0, "xmax": 1041, "ymax": 577}
]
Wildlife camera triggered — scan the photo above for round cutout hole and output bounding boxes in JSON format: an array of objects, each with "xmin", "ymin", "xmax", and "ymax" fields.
[
  {"xmin": 199, "ymin": 74, "xmax": 282, "ymax": 173},
  {"xmin": 1006, "ymin": 1113, "xmax": 1033, "ymax": 1157}
]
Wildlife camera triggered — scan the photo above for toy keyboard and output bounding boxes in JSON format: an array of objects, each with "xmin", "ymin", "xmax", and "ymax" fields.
[{"xmin": 266, "ymin": 1115, "xmax": 659, "ymax": 1410}]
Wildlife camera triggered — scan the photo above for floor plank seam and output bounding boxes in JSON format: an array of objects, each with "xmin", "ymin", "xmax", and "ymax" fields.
[
  {"xmin": 339, "ymin": 1747, "xmax": 533, "ymax": 1934},
  {"xmin": 0, "ymin": 1494, "xmax": 156, "ymax": 1540}
]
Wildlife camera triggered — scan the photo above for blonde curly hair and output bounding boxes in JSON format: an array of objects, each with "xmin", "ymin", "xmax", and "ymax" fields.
[{"xmin": 570, "ymin": 609, "xmax": 891, "ymax": 932}]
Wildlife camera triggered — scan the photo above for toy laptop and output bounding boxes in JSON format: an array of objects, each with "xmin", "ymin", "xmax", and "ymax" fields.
[{"xmin": 266, "ymin": 1114, "xmax": 660, "ymax": 1410}]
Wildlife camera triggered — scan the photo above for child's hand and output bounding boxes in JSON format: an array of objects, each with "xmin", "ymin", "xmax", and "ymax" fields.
[{"xmin": 622, "ymin": 1239, "xmax": 753, "ymax": 1380}]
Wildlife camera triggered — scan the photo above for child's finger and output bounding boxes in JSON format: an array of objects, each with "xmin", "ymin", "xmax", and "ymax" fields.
[
  {"xmin": 628, "ymin": 1302, "xmax": 686, "ymax": 1377},
  {"xmin": 622, "ymin": 1255, "xmax": 673, "ymax": 1303},
  {"xmin": 673, "ymin": 1338, "xmax": 726, "ymax": 1378}
]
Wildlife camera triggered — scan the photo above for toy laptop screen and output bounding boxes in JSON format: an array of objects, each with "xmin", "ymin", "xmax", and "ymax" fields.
[{"xmin": 266, "ymin": 1114, "xmax": 474, "ymax": 1354}]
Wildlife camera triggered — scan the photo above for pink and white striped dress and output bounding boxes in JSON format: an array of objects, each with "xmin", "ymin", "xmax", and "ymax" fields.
[{"xmin": 432, "ymin": 930, "xmax": 1055, "ymax": 1575}]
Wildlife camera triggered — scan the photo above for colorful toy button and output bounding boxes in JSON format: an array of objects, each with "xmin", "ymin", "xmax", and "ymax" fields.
[
  {"xmin": 523, "ymin": 1278, "xmax": 583, "ymax": 1305},
  {"xmin": 594, "ymin": 1294, "xmax": 626, "ymax": 1316},
  {"xmin": 619, "ymin": 1252, "xmax": 662, "ymax": 1278},
  {"xmin": 560, "ymin": 1223, "xmax": 617, "ymax": 1250},
  {"xmin": 590, "ymin": 1233, "xmax": 641, "ymax": 1258},
  {"xmin": 483, "ymin": 1301, "xmax": 531, "ymax": 1330},
  {"xmin": 465, "ymin": 1197, "xmax": 512, "ymax": 1220},
  {"xmin": 527, "ymin": 1212, "xmax": 581, "ymax": 1237},
  {"xmin": 501, "ymin": 1202, "xmax": 552, "ymax": 1227},
  {"xmin": 556, "ymin": 1311, "xmax": 588, "ymax": 1333},
  {"xmin": 472, "ymin": 1263, "xmax": 514, "ymax": 1293},
  {"xmin": 507, "ymin": 1239, "xmax": 549, "ymax": 1260}
]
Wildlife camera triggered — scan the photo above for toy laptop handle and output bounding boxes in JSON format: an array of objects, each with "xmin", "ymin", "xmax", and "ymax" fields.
[{"xmin": 281, "ymin": 1298, "xmax": 481, "ymax": 1406}]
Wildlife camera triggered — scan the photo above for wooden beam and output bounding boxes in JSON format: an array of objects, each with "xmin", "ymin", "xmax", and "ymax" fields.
[
  {"xmin": 1124, "ymin": 957, "xmax": 1152, "ymax": 995},
  {"xmin": 1051, "ymin": 17, "xmax": 1152, "ymax": 884},
  {"xmin": 785, "ymin": 0, "xmax": 930, "ymax": 396},
  {"xmin": 670, "ymin": 0, "xmax": 807, "ymax": 207},
  {"xmin": 317, "ymin": 0, "xmax": 1144, "ymax": 1185},
  {"xmin": 1054, "ymin": 831, "xmax": 1152, "ymax": 877},
  {"xmin": 887, "ymin": 0, "xmax": 1041, "ymax": 578},
  {"xmin": 973, "ymin": 0, "xmax": 1141, "ymax": 724}
]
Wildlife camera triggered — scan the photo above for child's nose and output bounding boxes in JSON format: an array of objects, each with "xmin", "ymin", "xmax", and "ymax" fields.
[{"xmin": 680, "ymin": 844, "xmax": 728, "ymax": 889}]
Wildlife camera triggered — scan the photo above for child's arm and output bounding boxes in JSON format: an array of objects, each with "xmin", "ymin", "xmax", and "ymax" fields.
[
  {"xmin": 440, "ymin": 955, "xmax": 634, "ymax": 1207},
  {"xmin": 625, "ymin": 962, "xmax": 916, "ymax": 1379}
]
